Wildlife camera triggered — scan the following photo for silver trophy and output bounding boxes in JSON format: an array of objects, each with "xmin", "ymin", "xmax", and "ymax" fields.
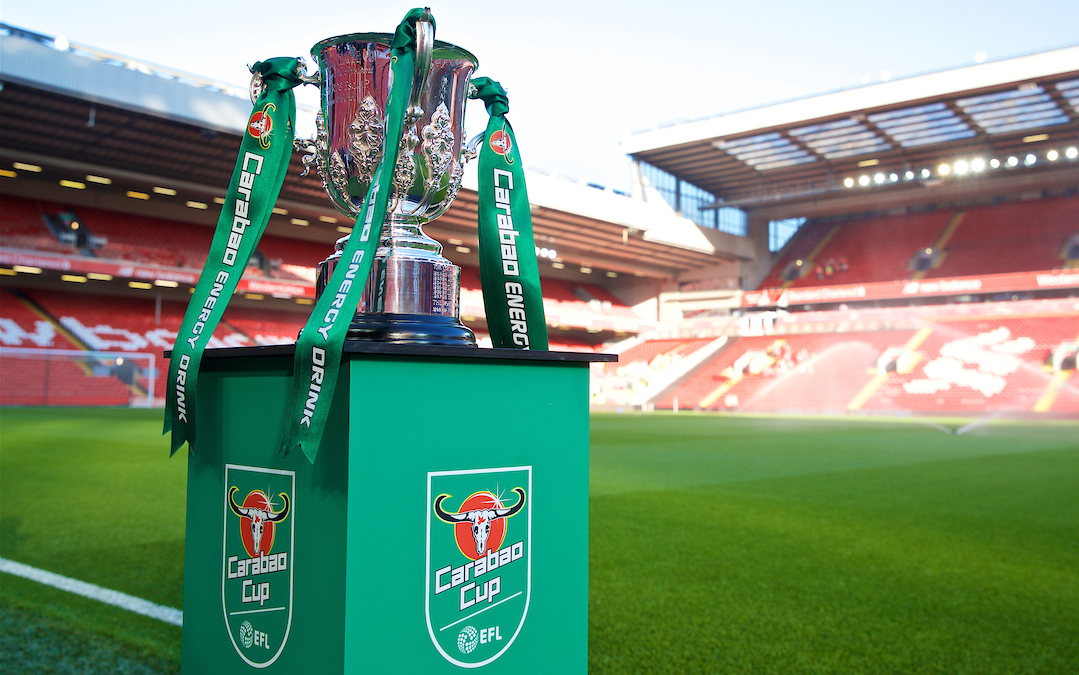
[{"xmin": 296, "ymin": 16, "xmax": 479, "ymax": 345}]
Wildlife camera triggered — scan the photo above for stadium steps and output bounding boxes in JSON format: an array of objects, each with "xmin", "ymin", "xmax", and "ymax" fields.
[
  {"xmin": 5, "ymin": 289, "xmax": 94, "ymax": 366},
  {"xmin": 220, "ymin": 319, "xmax": 254, "ymax": 344},
  {"xmin": 1033, "ymin": 370, "xmax": 1073, "ymax": 413},
  {"xmin": 631, "ymin": 336, "xmax": 730, "ymax": 408},
  {"xmin": 782, "ymin": 225, "xmax": 840, "ymax": 288},
  {"xmin": 911, "ymin": 211, "xmax": 965, "ymax": 280},
  {"xmin": 847, "ymin": 327, "xmax": 933, "ymax": 410}
]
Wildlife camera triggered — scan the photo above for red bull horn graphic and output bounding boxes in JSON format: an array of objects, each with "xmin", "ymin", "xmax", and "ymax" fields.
[
  {"xmin": 222, "ymin": 464, "xmax": 295, "ymax": 668},
  {"xmin": 426, "ymin": 466, "xmax": 532, "ymax": 668},
  {"xmin": 229, "ymin": 486, "xmax": 290, "ymax": 558},
  {"xmin": 434, "ymin": 488, "xmax": 526, "ymax": 560}
]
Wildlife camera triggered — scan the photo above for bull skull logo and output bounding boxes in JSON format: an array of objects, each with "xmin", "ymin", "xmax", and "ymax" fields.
[
  {"xmin": 228, "ymin": 486, "xmax": 290, "ymax": 556},
  {"xmin": 433, "ymin": 487, "xmax": 525, "ymax": 557}
]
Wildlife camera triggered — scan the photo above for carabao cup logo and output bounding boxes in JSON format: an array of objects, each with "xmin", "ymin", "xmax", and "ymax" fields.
[
  {"xmin": 222, "ymin": 464, "xmax": 295, "ymax": 668},
  {"xmin": 248, "ymin": 103, "xmax": 275, "ymax": 150},
  {"xmin": 489, "ymin": 128, "xmax": 512, "ymax": 157},
  {"xmin": 426, "ymin": 466, "xmax": 532, "ymax": 668}
]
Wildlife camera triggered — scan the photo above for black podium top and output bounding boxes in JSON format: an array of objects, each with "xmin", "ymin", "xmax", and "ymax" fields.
[{"xmin": 172, "ymin": 342, "xmax": 617, "ymax": 364}]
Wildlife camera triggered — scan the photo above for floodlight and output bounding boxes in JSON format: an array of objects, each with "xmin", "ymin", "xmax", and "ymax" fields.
[
  {"xmin": 904, "ymin": 171, "xmax": 914, "ymax": 180},
  {"xmin": 1047, "ymin": 150, "xmax": 1059, "ymax": 161},
  {"xmin": 971, "ymin": 158, "xmax": 986, "ymax": 172},
  {"xmin": 921, "ymin": 168, "xmax": 931, "ymax": 179},
  {"xmin": 844, "ymin": 177, "xmax": 854, "ymax": 188},
  {"xmin": 1006, "ymin": 156, "xmax": 1019, "ymax": 167},
  {"xmin": 989, "ymin": 158, "xmax": 1000, "ymax": 168},
  {"xmin": 938, "ymin": 163, "xmax": 951, "ymax": 176},
  {"xmin": 874, "ymin": 173, "xmax": 885, "ymax": 184},
  {"xmin": 859, "ymin": 175, "xmax": 870, "ymax": 186},
  {"xmin": 954, "ymin": 160, "xmax": 969, "ymax": 175},
  {"xmin": 889, "ymin": 173, "xmax": 899, "ymax": 182},
  {"xmin": 1024, "ymin": 154, "xmax": 1036, "ymax": 166},
  {"xmin": 1066, "ymin": 147, "xmax": 1078, "ymax": 159}
]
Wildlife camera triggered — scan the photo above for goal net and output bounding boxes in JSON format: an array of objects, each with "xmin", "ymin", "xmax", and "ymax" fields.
[{"xmin": 0, "ymin": 347, "xmax": 157, "ymax": 408}]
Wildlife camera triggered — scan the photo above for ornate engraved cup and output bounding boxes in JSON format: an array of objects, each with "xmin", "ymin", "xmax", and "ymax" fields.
[{"xmin": 300, "ymin": 22, "xmax": 478, "ymax": 345}]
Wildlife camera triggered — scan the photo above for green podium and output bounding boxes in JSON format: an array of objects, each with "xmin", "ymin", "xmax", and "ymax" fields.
[{"xmin": 179, "ymin": 344, "xmax": 612, "ymax": 673}]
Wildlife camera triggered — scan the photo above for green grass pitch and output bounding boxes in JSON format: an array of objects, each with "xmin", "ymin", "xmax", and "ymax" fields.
[{"xmin": 2, "ymin": 407, "xmax": 1077, "ymax": 674}]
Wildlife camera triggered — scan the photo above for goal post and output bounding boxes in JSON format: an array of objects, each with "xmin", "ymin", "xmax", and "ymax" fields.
[{"xmin": 0, "ymin": 347, "xmax": 157, "ymax": 408}]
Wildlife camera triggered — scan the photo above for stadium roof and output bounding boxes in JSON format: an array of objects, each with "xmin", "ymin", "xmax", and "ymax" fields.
[
  {"xmin": 0, "ymin": 24, "xmax": 743, "ymax": 282},
  {"xmin": 625, "ymin": 45, "xmax": 1079, "ymax": 219}
]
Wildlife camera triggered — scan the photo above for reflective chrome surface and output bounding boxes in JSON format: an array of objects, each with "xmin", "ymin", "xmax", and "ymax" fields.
[{"xmin": 304, "ymin": 28, "xmax": 478, "ymax": 345}]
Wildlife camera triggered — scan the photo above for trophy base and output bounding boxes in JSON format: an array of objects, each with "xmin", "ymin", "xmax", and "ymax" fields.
[{"xmin": 345, "ymin": 313, "xmax": 477, "ymax": 347}]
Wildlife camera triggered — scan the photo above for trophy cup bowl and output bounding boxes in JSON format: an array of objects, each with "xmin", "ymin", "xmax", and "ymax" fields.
[{"xmin": 302, "ymin": 23, "xmax": 479, "ymax": 346}]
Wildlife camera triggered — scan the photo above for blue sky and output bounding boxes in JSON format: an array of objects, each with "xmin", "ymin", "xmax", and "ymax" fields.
[{"xmin": 4, "ymin": 0, "xmax": 1078, "ymax": 191}]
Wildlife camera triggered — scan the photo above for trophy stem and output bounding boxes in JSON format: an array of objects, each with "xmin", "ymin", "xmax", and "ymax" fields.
[{"xmin": 314, "ymin": 216, "xmax": 477, "ymax": 347}]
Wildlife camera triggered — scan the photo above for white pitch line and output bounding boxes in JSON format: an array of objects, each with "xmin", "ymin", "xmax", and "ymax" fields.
[{"xmin": 0, "ymin": 557, "xmax": 183, "ymax": 627}]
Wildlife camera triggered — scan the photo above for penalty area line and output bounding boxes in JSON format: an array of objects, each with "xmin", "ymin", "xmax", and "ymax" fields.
[{"xmin": 0, "ymin": 556, "xmax": 183, "ymax": 627}]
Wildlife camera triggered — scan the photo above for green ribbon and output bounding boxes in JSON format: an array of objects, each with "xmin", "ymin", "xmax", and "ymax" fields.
[
  {"xmin": 471, "ymin": 78, "xmax": 549, "ymax": 350},
  {"xmin": 280, "ymin": 8, "xmax": 428, "ymax": 462},
  {"xmin": 163, "ymin": 57, "xmax": 302, "ymax": 455}
]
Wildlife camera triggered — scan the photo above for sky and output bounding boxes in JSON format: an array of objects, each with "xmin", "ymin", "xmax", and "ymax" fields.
[{"xmin": 3, "ymin": 0, "xmax": 1078, "ymax": 192}]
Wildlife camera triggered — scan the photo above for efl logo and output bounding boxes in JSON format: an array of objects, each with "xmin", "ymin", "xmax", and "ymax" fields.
[
  {"xmin": 222, "ymin": 464, "xmax": 294, "ymax": 668},
  {"xmin": 248, "ymin": 103, "xmax": 276, "ymax": 150},
  {"xmin": 426, "ymin": 466, "xmax": 531, "ymax": 668}
]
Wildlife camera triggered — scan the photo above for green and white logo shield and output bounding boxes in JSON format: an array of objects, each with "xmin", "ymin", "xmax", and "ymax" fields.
[
  {"xmin": 222, "ymin": 464, "xmax": 295, "ymax": 668},
  {"xmin": 426, "ymin": 466, "xmax": 532, "ymax": 668}
]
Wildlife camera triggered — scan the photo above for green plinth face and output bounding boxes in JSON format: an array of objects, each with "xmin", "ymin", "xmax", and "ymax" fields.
[
  {"xmin": 182, "ymin": 357, "xmax": 349, "ymax": 674},
  {"xmin": 342, "ymin": 356, "xmax": 588, "ymax": 674},
  {"xmin": 183, "ymin": 351, "xmax": 588, "ymax": 674}
]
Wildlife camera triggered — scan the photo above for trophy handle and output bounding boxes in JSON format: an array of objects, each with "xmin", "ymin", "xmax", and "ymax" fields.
[
  {"xmin": 297, "ymin": 59, "xmax": 321, "ymax": 87},
  {"xmin": 248, "ymin": 58, "xmax": 321, "ymax": 105},
  {"xmin": 464, "ymin": 132, "xmax": 485, "ymax": 162},
  {"xmin": 408, "ymin": 10, "xmax": 435, "ymax": 118}
]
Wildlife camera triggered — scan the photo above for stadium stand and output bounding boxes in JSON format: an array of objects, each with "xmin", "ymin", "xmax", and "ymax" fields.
[
  {"xmin": 12, "ymin": 289, "xmax": 248, "ymax": 402},
  {"xmin": 759, "ymin": 196, "xmax": 1079, "ymax": 290},
  {"xmin": 921, "ymin": 196, "xmax": 1079, "ymax": 278},
  {"xmin": 755, "ymin": 219, "xmax": 838, "ymax": 289},
  {"xmin": 784, "ymin": 211, "xmax": 954, "ymax": 286},
  {"xmin": 247, "ymin": 234, "xmax": 326, "ymax": 281},
  {"xmin": 0, "ymin": 197, "xmax": 80, "ymax": 255},
  {"xmin": 3, "ymin": 27, "xmax": 1077, "ymax": 418},
  {"xmin": 220, "ymin": 306, "xmax": 305, "ymax": 346},
  {"xmin": 859, "ymin": 314, "xmax": 1079, "ymax": 414},
  {"xmin": 1, "ymin": 288, "xmax": 80, "ymax": 350},
  {"xmin": 1, "ymin": 195, "xmax": 325, "ymax": 284},
  {"xmin": 81, "ymin": 207, "xmax": 205, "ymax": 268},
  {"xmin": 651, "ymin": 310, "xmax": 1079, "ymax": 415},
  {"xmin": 1, "ymin": 289, "xmax": 139, "ymax": 405},
  {"xmin": 655, "ymin": 331, "xmax": 916, "ymax": 411},
  {"xmin": 593, "ymin": 337, "xmax": 714, "ymax": 406}
]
